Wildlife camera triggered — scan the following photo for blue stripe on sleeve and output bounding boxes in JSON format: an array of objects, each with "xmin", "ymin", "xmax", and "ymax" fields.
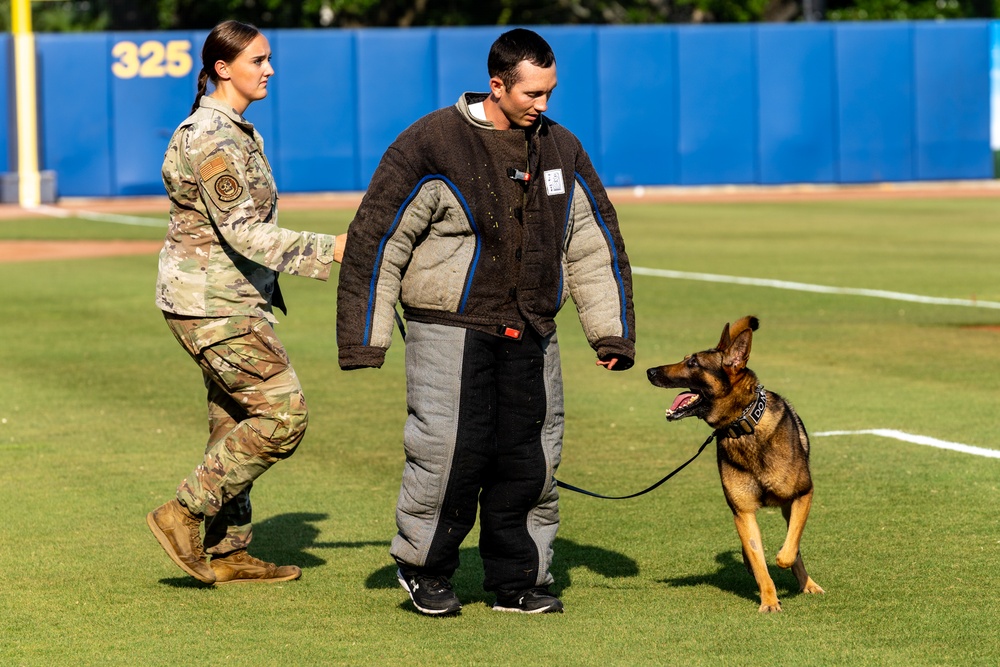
[
  {"xmin": 572, "ymin": 173, "xmax": 629, "ymax": 339},
  {"xmin": 362, "ymin": 175, "xmax": 480, "ymax": 343}
]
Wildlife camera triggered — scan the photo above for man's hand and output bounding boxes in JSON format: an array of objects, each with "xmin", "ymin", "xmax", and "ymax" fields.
[{"xmin": 596, "ymin": 356, "xmax": 618, "ymax": 370}]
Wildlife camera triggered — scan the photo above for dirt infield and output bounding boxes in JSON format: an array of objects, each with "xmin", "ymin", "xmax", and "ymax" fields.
[
  {"xmin": 0, "ymin": 193, "xmax": 366, "ymax": 262},
  {"xmin": 1, "ymin": 180, "xmax": 997, "ymax": 263},
  {"xmin": 0, "ymin": 192, "xmax": 365, "ymax": 221},
  {"xmin": 0, "ymin": 240, "xmax": 164, "ymax": 263}
]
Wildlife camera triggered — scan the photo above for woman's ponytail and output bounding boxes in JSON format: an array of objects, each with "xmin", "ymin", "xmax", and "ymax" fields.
[{"xmin": 189, "ymin": 69, "xmax": 209, "ymax": 115}]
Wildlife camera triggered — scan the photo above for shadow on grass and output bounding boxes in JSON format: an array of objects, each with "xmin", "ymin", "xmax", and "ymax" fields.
[
  {"xmin": 252, "ymin": 512, "xmax": 392, "ymax": 566},
  {"xmin": 157, "ymin": 512, "xmax": 391, "ymax": 588},
  {"xmin": 363, "ymin": 536, "xmax": 640, "ymax": 610},
  {"xmin": 158, "ymin": 577, "xmax": 215, "ymax": 589},
  {"xmin": 660, "ymin": 549, "xmax": 807, "ymax": 604}
]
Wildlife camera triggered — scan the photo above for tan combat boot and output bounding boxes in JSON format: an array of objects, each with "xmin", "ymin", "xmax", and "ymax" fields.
[
  {"xmin": 210, "ymin": 550, "xmax": 302, "ymax": 585},
  {"xmin": 146, "ymin": 499, "xmax": 216, "ymax": 584}
]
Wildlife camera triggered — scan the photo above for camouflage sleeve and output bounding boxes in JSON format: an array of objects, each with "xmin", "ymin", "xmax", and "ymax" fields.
[{"xmin": 189, "ymin": 130, "xmax": 336, "ymax": 281}]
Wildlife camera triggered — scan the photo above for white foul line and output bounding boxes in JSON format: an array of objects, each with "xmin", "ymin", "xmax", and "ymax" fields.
[
  {"xmin": 632, "ymin": 266, "xmax": 1000, "ymax": 310},
  {"xmin": 815, "ymin": 429, "xmax": 1000, "ymax": 459},
  {"xmin": 32, "ymin": 204, "xmax": 166, "ymax": 228},
  {"xmin": 20, "ymin": 214, "xmax": 998, "ymax": 309}
]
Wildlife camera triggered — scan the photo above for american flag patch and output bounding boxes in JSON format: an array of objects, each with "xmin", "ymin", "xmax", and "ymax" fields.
[{"xmin": 199, "ymin": 155, "xmax": 228, "ymax": 181}]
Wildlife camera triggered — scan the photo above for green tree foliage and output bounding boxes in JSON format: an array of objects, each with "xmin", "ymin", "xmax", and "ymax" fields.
[
  {"xmin": 824, "ymin": 0, "xmax": 985, "ymax": 19},
  {"xmin": 676, "ymin": 0, "xmax": 800, "ymax": 22},
  {"xmin": 1, "ymin": 0, "xmax": 995, "ymax": 32},
  {"xmin": 0, "ymin": 0, "xmax": 108, "ymax": 32},
  {"xmin": 158, "ymin": 0, "xmax": 330, "ymax": 29}
]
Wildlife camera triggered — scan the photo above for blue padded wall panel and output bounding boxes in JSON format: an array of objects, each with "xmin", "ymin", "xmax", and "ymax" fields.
[
  {"xmin": 597, "ymin": 26, "xmax": 677, "ymax": 186},
  {"xmin": 14, "ymin": 23, "xmax": 997, "ymax": 199},
  {"xmin": 435, "ymin": 26, "xmax": 504, "ymax": 108},
  {"xmin": 537, "ymin": 27, "xmax": 600, "ymax": 168},
  {"xmin": 992, "ymin": 21, "xmax": 1000, "ymax": 161},
  {"xmin": 913, "ymin": 21, "xmax": 991, "ymax": 180},
  {"xmin": 677, "ymin": 26, "xmax": 757, "ymax": 185},
  {"xmin": 109, "ymin": 31, "xmax": 202, "ymax": 195},
  {"xmin": 356, "ymin": 29, "xmax": 436, "ymax": 186},
  {"xmin": 0, "ymin": 35, "xmax": 10, "ymax": 174},
  {"xmin": 36, "ymin": 34, "xmax": 114, "ymax": 196},
  {"xmin": 757, "ymin": 25, "xmax": 837, "ymax": 185},
  {"xmin": 271, "ymin": 30, "xmax": 357, "ymax": 192},
  {"xmin": 835, "ymin": 23, "xmax": 914, "ymax": 183}
]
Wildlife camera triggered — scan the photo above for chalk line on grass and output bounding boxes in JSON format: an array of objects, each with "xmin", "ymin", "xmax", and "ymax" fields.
[
  {"xmin": 815, "ymin": 429, "xmax": 1000, "ymax": 458},
  {"xmin": 28, "ymin": 209, "xmax": 998, "ymax": 309},
  {"xmin": 33, "ymin": 205, "xmax": 166, "ymax": 228},
  {"xmin": 632, "ymin": 267, "xmax": 1000, "ymax": 310}
]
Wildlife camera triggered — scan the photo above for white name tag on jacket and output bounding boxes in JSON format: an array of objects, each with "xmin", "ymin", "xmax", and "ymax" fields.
[{"xmin": 543, "ymin": 169, "xmax": 565, "ymax": 196}]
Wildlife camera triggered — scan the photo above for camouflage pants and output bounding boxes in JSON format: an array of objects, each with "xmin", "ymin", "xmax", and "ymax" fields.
[{"xmin": 164, "ymin": 313, "xmax": 309, "ymax": 555}]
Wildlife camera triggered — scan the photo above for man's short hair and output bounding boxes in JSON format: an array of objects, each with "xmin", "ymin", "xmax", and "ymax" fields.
[{"xmin": 488, "ymin": 29, "xmax": 556, "ymax": 90}]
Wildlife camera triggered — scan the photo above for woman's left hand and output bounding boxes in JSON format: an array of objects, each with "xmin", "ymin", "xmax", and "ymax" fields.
[{"xmin": 334, "ymin": 235, "xmax": 346, "ymax": 263}]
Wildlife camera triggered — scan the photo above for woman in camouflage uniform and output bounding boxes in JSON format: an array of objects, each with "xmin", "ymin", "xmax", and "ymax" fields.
[{"xmin": 146, "ymin": 20, "xmax": 344, "ymax": 585}]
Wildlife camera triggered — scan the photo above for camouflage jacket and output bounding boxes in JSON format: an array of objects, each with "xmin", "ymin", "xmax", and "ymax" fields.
[{"xmin": 156, "ymin": 95, "xmax": 336, "ymax": 323}]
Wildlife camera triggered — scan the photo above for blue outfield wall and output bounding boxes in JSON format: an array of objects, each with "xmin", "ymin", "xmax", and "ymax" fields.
[
  {"xmin": 836, "ymin": 24, "xmax": 916, "ymax": 182},
  {"xmin": 16, "ymin": 21, "xmax": 994, "ymax": 198},
  {"xmin": 36, "ymin": 34, "xmax": 115, "ymax": 196},
  {"xmin": 677, "ymin": 25, "xmax": 758, "ymax": 185},
  {"xmin": 597, "ymin": 27, "xmax": 678, "ymax": 187},
  {"xmin": 758, "ymin": 25, "xmax": 837, "ymax": 185},
  {"xmin": 913, "ymin": 21, "xmax": 991, "ymax": 180},
  {"xmin": 0, "ymin": 34, "xmax": 8, "ymax": 175}
]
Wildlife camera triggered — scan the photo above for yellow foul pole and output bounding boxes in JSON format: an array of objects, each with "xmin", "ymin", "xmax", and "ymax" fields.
[{"xmin": 12, "ymin": 0, "xmax": 41, "ymax": 207}]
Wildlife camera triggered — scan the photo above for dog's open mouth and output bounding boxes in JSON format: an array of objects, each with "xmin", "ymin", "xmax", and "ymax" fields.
[{"xmin": 665, "ymin": 391, "xmax": 701, "ymax": 420}]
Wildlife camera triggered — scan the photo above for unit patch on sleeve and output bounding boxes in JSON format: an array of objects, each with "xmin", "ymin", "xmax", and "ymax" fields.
[
  {"xmin": 214, "ymin": 174, "xmax": 244, "ymax": 202},
  {"xmin": 198, "ymin": 153, "xmax": 250, "ymax": 210}
]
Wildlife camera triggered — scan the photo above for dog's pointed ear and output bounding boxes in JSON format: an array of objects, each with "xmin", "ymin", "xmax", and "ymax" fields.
[
  {"xmin": 716, "ymin": 322, "xmax": 732, "ymax": 351},
  {"xmin": 723, "ymin": 327, "xmax": 753, "ymax": 374}
]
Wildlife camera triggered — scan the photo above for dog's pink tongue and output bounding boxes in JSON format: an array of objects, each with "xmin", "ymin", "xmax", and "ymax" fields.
[{"xmin": 670, "ymin": 393, "xmax": 697, "ymax": 411}]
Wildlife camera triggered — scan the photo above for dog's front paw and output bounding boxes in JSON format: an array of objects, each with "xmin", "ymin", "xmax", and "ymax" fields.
[
  {"xmin": 802, "ymin": 578, "xmax": 825, "ymax": 595},
  {"xmin": 776, "ymin": 548, "xmax": 797, "ymax": 569},
  {"xmin": 758, "ymin": 599, "xmax": 782, "ymax": 613}
]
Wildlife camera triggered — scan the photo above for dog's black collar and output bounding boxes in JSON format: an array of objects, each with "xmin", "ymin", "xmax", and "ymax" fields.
[{"xmin": 716, "ymin": 384, "xmax": 766, "ymax": 439}]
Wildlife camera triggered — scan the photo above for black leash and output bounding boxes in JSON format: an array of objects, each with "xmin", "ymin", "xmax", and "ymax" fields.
[
  {"xmin": 393, "ymin": 309, "xmax": 406, "ymax": 340},
  {"xmin": 555, "ymin": 431, "xmax": 716, "ymax": 500}
]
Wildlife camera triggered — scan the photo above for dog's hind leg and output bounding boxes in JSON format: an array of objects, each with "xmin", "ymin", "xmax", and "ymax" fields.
[
  {"xmin": 733, "ymin": 512, "xmax": 781, "ymax": 612},
  {"xmin": 779, "ymin": 493, "xmax": 824, "ymax": 595}
]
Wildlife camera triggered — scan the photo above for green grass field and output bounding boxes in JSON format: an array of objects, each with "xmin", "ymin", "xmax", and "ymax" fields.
[{"xmin": 2, "ymin": 196, "xmax": 999, "ymax": 666}]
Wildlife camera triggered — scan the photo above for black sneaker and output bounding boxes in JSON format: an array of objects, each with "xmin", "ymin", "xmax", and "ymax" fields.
[
  {"xmin": 492, "ymin": 587, "xmax": 564, "ymax": 614},
  {"xmin": 396, "ymin": 568, "xmax": 462, "ymax": 616}
]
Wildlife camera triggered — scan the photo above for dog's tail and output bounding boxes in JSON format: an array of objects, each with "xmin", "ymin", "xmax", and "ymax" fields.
[
  {"xmin": 733, "ymin": 315, "xmax": 759, "ymax": 336},
  {"xmin": 728, "ymin": 315, "xmax": 759, "ymax": 342},
  {"xmin": 717, "ymin": 315, "xmax": 759, "ymax": 351}
]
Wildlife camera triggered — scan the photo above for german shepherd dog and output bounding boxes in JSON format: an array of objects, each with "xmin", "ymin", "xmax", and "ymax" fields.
[{"xmin": 646, "ymin": 316, "xmax": 824, "ymax": 612}]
